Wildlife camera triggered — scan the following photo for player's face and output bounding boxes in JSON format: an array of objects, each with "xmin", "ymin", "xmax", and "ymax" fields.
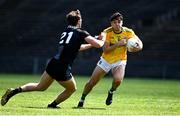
[{"xmin": 111, "ymin": 19, "xmax": 123, "ymax": 32}]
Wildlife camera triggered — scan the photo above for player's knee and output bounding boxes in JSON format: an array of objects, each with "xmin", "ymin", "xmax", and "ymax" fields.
[
  {"xmin": 114, "ymin": 79, "xmax": 122, "ymax": 85},
  {"xmin": 72, "ymin": 86, "xmax": 77, "ymax": 92},
  {"xmin": 69, "ymin": 86, "xmax": 77, "ymax": 93}
]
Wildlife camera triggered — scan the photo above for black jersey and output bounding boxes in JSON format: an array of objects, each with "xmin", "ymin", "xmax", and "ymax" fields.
[
  {"xmin": 46, "ymin": 26, "xmax": 90, "ymax": 81},
  {"xmin": 54, "ymin": 26, "xmax": 89, "ymax": 66}
]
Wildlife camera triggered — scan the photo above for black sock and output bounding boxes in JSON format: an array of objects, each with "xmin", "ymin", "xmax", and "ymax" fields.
[
  {"xmin": 49, "ymin": 101, "xmax": 58, "ymax": 106},
  {"xmin": 81, "ymin": 93, "xmax": 87, "ymax": 101},
  {"xmin": 110, "ymin": 88, "xmax": 116, "ymax": 93},
  {"xmin": 10, "ymin": 87, "xmax": 22, "ymax": 96},
  {"xmin": 14, "ymin": 87, "xmax": 22, "ymax": 93}
]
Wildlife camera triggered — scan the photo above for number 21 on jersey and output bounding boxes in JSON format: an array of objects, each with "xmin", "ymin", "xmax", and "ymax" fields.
[{"xmin": 59, "ymin": 32, "xmax": 73, "ymax": 44}]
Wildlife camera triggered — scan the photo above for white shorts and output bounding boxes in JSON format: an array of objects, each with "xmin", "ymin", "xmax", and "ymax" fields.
[{"xmin": 97, "ymin": 57, "xmax": 127, "ymax": 73}]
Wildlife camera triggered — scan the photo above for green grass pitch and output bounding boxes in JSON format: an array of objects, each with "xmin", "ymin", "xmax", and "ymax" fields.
[{"xmin": 0, "ymin": 74, "xmax": 180, "ymax": 115}]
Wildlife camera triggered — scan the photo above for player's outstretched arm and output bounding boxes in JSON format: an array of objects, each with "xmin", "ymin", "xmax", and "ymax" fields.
[
  {"xmin": 79, "ymin": 44, "xmax": 93, "ymax": 51},
  {"xmin": 84, "ymin": 33, "xmax": 106, "ymax": 48}
]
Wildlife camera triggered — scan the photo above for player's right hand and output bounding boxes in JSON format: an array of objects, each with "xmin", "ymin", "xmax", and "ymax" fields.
[{"xmin": 117, "ymin": 39, "xmax": 127, "ymax": 46}]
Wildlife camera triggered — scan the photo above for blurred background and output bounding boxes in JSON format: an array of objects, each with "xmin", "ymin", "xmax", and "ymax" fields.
[{"xmin": 0, "ymin": 0, "xmax": 180, "ymax": 79}]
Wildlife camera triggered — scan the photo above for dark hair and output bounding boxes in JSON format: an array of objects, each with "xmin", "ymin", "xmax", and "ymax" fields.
[
  {"xmin": 110, "ymin": 12, "xmax": 123, "ymax": 22},
  {"xmin": 66, "ymin": 9, "xmax": 81, "ymax": 26}
]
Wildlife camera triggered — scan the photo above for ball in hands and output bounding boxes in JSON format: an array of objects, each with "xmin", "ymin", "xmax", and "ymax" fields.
[{"xmin": 127, "ymin": 37, "xmax": 143, "ymax": 52}]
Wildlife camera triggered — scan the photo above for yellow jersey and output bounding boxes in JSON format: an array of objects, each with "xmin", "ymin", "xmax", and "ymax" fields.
[{"xmin": 102, "ymin": 26, "xmax": 136, "ymax": 64}]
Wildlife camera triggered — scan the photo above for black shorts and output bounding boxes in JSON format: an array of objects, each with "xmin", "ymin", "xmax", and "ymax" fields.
[{"xmin": 45, "ymin": 58, "xmax": 72, "ymax": 81}]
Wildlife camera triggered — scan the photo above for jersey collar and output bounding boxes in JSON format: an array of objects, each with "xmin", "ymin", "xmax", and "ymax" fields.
[
  {"xmin": 68, "ymin": 25, "xmax": 78, "ymax": 29},
  {"xmin": 113, "ymin": 27, "xmax": 123, "ymax": 34}
]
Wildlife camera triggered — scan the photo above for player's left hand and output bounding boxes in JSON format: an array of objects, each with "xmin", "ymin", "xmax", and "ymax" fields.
[{"xmin": 130, "ymin": 41, "xmax": 142, "ymax": 52}]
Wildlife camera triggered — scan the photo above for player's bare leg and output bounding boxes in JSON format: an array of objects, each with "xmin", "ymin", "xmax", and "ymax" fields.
[
  {"xmin": 106, "ymin": 65, "xmax": 125, "ymax": 105},
  {"xmin": 21, "ymin": 71, "xmax": 54, "ymax": 92},
  {"xmin": 77, "ymin": 66, "xmax": 106, "ymax": 107},
  {"xmin": 1, "ymin": 71, "xmax": 54, "ymax": 106},
  {"xmin": 48, "ymin": 77, "xmax": 77, "ymax": 108}
]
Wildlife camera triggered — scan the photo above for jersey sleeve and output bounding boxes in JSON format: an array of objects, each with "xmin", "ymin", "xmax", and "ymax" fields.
[
  {"xmin": 122, "ymin": 27, "xmax": 136, "ymax": 38},
  {"xmin": 79, "ymin": 29, "xmax": 90, "ymax": 39}
]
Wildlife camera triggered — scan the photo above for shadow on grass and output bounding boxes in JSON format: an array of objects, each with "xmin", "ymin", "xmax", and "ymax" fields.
[
  {"xmin": 23, "ymin": 106, "xmax": 106, "ymax": 110},
  {"xmin": 72, "ymin": 106, "xmax": 106, "ymax": 110},
  {"xmin": 24, "ymin": 106, "xmax": 61, "ymax": 109}
]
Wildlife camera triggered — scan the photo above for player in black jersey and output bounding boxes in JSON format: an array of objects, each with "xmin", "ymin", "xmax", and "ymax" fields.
[{"xmin": 1, "ymin": 10, "xmax": 105, "ymax": 108}]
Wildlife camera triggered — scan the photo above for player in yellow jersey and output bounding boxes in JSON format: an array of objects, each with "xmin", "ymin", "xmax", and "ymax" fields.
[{"xmin": 77, "ymin": 12, "xmax": 142, "ymax": 107}]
